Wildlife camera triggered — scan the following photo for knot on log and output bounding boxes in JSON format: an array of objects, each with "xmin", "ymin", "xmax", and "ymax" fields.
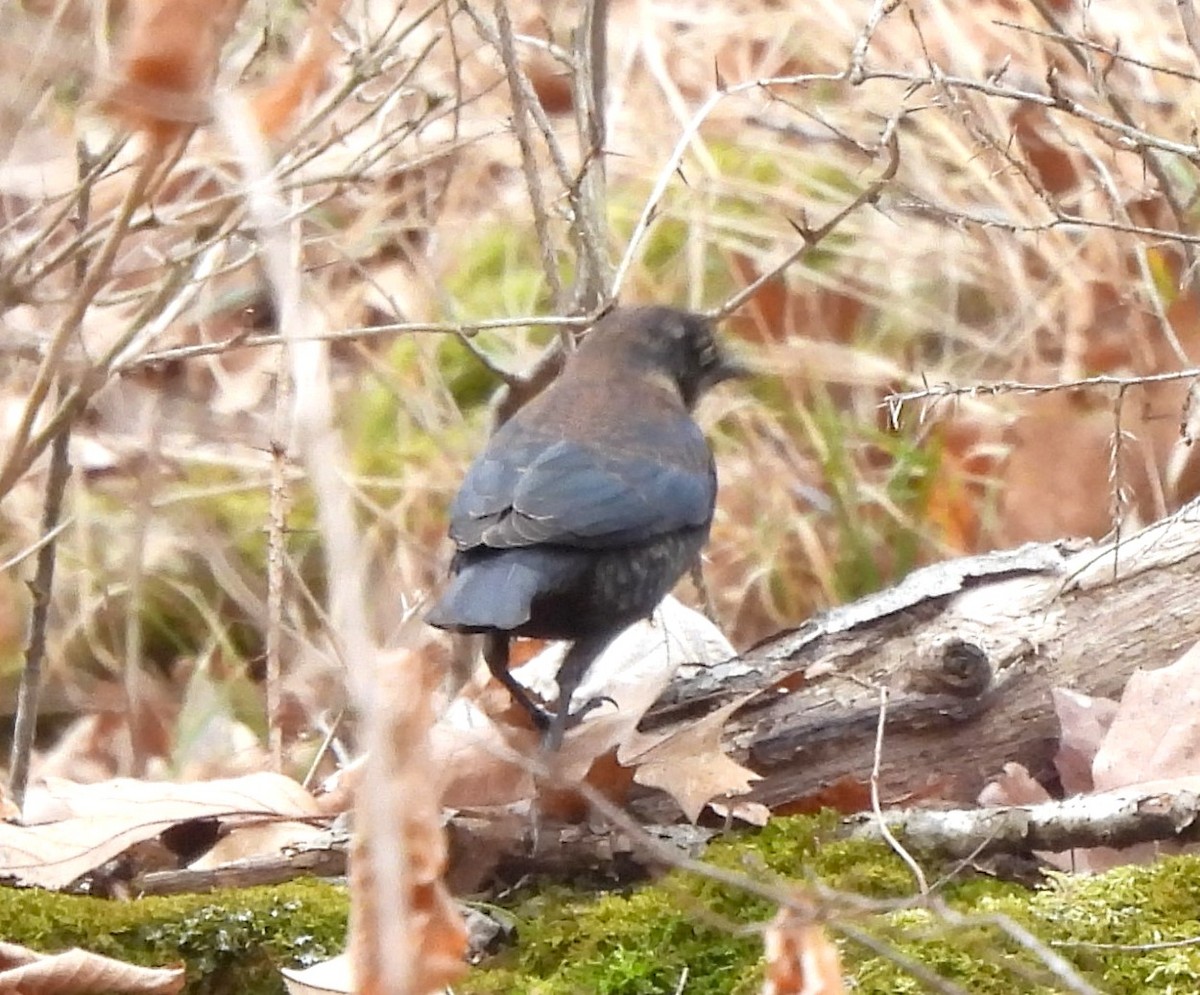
[
  {"xmin": 901, "ymin": 638, "xmax": 992, "ymax": 699},
  {"xmin": 938, "ymin": 639, "xmax": 992, "ymax": 696}
]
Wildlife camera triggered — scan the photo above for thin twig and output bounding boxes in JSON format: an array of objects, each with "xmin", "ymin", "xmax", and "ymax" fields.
[
  {"xmin": 7, "ymin": 409, "xmax": 72, "ymax": 810},
  {"xmin": 487, "ymin": 0, "xmax": 563, "ymax": 308},
  {"xmin": 121, "ymin": 404, "xmax": 162, "ymax": 777},
  {"xmin": 0, "ymin": 133, "xmax": 126, "ymax": 297},
  {"xmin": 0, "ymin": 520, "xmax": 74, "ymax": 573},
  {"xmin": 1107, "ymin": 386, "xmax": 1130, "ymax": 579},
  {"xmin": 869, "ymin": 687, "xmax": 928, "ymax": 896},
  {"xmin": 947, "ymin": 911, "xmax": 1102, "ymax": 995},
  {"xmin": 712, "ymin": 120, "xmax": 901, "ymax": 321},
  {"xmin": 868, "ymin": 68, "xmax": 1200, "ymax": 159},
  {"xmin": 1027, "ymin": 0, "xmax": 1198, "ymax": 279},
  {"xmin": 886, "ymin": 366, "xmax": 1200, "ymax": 413},
  {"xmin": 568, "ymin": 0, "xmax": 612, "ymax": 312},
  {"xmin": 848, "ymin": 0, "xmax": 900, "ymax": 84},
  {"xmin": 1179, "ymin": 0, "xmax": 1200, "ymax": 68},
  {"xmin": 123, "ymin": 313, "xmax": 595, "ymax": 368},
  {"xmin": 995, "ymin": 18, "xmax": 1200, "ymax": 84},
  {"xmin": 7, "ymin": 140, "xmax": 94, "ymax": 810},
  {"xmin": 217, "ymin": 89, "xmax": 415, "ymax": 992},
  {"xmin": 0, "ymin": 142, "xmax": 160, "ymax": 499},
  {"xmin": 266, "ymin": 329, "xmax": 293, "ymax": 773},
  {"xmin": 610, "ymin": 71, "xmax": 845, "ymax": 298},
  {"xmin": 834, "ymin": 922, "xmax": 972, "ymax": 995}
]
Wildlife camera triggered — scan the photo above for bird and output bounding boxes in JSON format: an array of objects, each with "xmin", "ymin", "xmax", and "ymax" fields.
[{"xmin": 426, "ymin": 305, "xmax": 744, "ymax": 748}]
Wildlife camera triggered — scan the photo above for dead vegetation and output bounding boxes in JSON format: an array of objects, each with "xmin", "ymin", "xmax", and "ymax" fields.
[{"xmin": 6, "ymin": 0, "xmax": 1200, "ymax": 992}]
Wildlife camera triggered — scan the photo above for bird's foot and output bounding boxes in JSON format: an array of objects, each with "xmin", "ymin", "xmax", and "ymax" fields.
[
  {"xmin": 569, "ymin": 694, "xmax": 617, "ymax": 724},
  {"xmin": 542, "ymin": 695, "xmax": 617, "ymax": 752},
  {"xmin": 526, "ymin": 705, "xmax": 554, "ymax": 732}
]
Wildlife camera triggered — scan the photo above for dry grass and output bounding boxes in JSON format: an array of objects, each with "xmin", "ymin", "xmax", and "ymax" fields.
[{"xmin": 2, "ymin": 0, "xmax": 1200, "ymax": 777}]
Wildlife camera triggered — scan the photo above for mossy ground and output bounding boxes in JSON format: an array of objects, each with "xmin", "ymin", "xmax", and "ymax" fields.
[
  {"xmin": 0, "ymin": 879, "xmax": 348, "ymax": 995},
  {"xmin": 461, "ymin": 815, "xmax": 1200, "ymax": 995},
  {"xmin": 7, "ymin": 818, "xmax": 1200, "ymax": 993}
]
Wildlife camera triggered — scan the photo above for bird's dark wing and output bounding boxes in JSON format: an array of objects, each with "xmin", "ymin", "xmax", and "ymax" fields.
[
  {"xmin": 448, "ymin": 422, "xmax": 715, "ymax": 550},
  {"xmin": 445, "ymin": 430, "xmax": 542, "ymax": 545}
]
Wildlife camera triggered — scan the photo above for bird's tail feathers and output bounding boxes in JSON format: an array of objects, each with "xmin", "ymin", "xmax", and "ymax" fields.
[{"xmin": 425, "ymin": 549, "xmax": 577, "ymax": 633}]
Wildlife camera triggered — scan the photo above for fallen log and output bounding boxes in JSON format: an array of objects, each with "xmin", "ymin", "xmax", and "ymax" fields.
[{"xmin": 635, "ymin": 502, "xmax": 1200, "ymax": 818}]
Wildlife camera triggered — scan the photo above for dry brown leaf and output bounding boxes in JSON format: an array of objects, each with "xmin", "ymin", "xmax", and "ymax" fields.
[
  {"xmin": 1094, "ymin": 640, "xmax": 1200, "ymax": 790},
  {"xmin": 0, "ymin": 941, "xmax": 184, "ymax": 995},
  {"xmin": 314, "ymin": 756, "xmax": 364, "ymax": 817},
  {"xmin": 1051, "ymin": 687, "xmax": 1118, "ymax": 796},
  {"xmin": 622, "ymin": 695, "xmax": 761, "ymax": 823},
  {"xmin": 434, "ymin": 701, "xmax": 538, "ymax": 810},
  {"xmin": 762, "ymin": 907, "xmax": 845, "ymax": 995},
  {"xmin": 1010, "ymin": 104, "xmax": 1081, "ymax": 195},
  {"xmin": 525, "ymin": 54, "xmax": 573, "ymax": 115},
  {"xmin": 998, "ymin": 392, "xmax": 1155, "ymax": 544},
  {"xmin": 30, "ymin": 713, "xmax": 137, "ymax": 786},
  {"xmin": 727, "ymin": 252, "xmax": 790, "ymax": 345},
  {"xmin": 100, "ymin": 0, "xmax": 249, "ymax": 142},
  {"xmin": 348, "ymin": 649, "xmax": 466, "ymax": 995},
  {"xmin": 708, "ymin": 799, "xmax": 772, "ymax": 826},
  {"xmin": 2, "ymin": 772, "xmax": 321, "ymax": 890},
  {"xmin": 433, "ymin": 596, "xmax": 735, "ymax": 810},
  {"xmin": 189, "ymin": 821, "xmax": 329, "ymax": 869},
  {"xmin": 251, "ymin": 0, "xmax": 343, "ymax": 138},
  {"xmin": 773, "ymin": 777, "xmax": 871, "ymax": 817},
  {"xmin": 1044, "ymin": 641, "xmax": 1200, "ymax": 872},
  {"xmin": 923, "ymin": 417, "xmax": 1004, "ymax": 553},
  {"xmin": 978, "ymin": 762, "xmax": 1053, "ymax": 808},
  {"xmin": 548, "ymin": 597, "xmax": 737, "ymax": 784}
]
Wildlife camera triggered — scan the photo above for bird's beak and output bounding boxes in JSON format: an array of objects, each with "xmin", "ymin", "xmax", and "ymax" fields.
[{"xmin": 709, "ymin": 351, "xmax": 753, "ymax": 385}]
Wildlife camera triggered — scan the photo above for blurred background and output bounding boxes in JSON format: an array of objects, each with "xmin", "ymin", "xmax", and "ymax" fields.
[{"xmin": 3, "ymin": 0, "xmax": 1198, "ymax": 783}]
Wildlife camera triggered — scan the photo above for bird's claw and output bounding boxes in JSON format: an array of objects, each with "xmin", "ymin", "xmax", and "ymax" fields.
[
  {"xmin": 541, "ymin": 695, "xmax": 617, "ymax": 751},
  {"xmin": 568, "ymin": 694, "xmax": 617, "ymax": 725}
]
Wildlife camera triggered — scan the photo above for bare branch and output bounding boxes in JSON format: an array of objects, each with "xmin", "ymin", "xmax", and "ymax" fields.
[
  {"xmin": 0, "ymin": 145, "xmax": 159, "ymax": 498},
  {"xmin": 887, "ymin": 368, "xmax": 1200, "ymax": 413},
  {"xmin": 1179, "ymin": 0, "xmax": 1200, "ymax": 68},
  {"xmin": 7, "ymin": 139, "xmax": 93, "ymax": 809},
  {"xmin": 569, "ymin": 0, "xmax": 612, "ymax": 312},
  {"xmin": 848, "ymin": 0, "xmax": 901, "ymax": 84},
  {"xmin": 712, "ymin": 121, "xmax": 901, "ymax": 321},
  {"xmin": 485, "ymin": 0, "xmax": 563, "ymax": 307}
]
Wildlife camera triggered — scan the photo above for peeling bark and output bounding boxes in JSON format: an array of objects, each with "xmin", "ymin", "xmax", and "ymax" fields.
[{"xmin": 634, "ymin": 505, "xmax": 1200, "ymax": 818}]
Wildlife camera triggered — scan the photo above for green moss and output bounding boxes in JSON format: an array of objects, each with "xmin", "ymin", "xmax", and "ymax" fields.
[
  {"xmin": 636, "ymin": 216, "xmax": 694, "ymax": 284},
  {"xmin": 461, "ymin": 815, "xmax": 937, "ymax": 995},
  {"xmin": 16, "ymin": 822, "xmax": 1200, "ymax": 994},
  {"xmin": 347, "ymin": 336, "xmax": 472, "ymax": 475},
  {"xmin": 171, "ymin": 465, "xmax": 319, "ymax": 574},
  {"xmin": 707, "ymin": 142, "xmax": 783, "ymax": 187},
  {"xmin": 464, "ymin": 826, "xmax": 1200, "ymax": 994},
  {"xmin": 843, "ymin": 860, "xmax": 1200, "ymax": 993},
  {"xmin": 442, "ymin": 226, "xmax": 558, "ymax": 319},
  {"xmin": 436, "ymin": 334, "xmax": 510, "ymax": 412},
  {"xmin": 847, "ymin": 852, "xmax": 1200, "ymax": 993},
  {"xmin": 0, "ymin": 879, "xmax": 348, "ymax": 995}
]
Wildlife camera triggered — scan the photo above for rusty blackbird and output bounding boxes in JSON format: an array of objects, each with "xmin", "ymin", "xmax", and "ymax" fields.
[{"xmin": 426, "ymin": 306, "xmax": 742, "ymax": 747}]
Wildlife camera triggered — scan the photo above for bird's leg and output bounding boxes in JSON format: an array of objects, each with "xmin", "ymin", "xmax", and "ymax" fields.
[
  {"xmin": 543, "ymin": 631, "xmax": 620, "ymax": 752},
  {"xmin": 482, "ymin": 632, "xmax": 554, "ymax": 731}
]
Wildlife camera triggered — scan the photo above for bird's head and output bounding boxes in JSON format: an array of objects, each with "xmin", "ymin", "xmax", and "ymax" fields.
[{"xmin": 576, "ymin": 306, "xmax": 747, "ymax": 410}]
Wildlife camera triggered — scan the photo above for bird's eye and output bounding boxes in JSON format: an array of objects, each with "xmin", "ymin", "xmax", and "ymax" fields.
[{"xmin": 698, "ymin": 336, "xmax": 718, "ymax": 367}]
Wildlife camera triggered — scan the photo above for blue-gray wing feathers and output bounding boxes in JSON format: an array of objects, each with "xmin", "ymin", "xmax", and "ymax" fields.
[{"xmin": 448, "ymin": 424, "xmax": 715, "ymax": 551}]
